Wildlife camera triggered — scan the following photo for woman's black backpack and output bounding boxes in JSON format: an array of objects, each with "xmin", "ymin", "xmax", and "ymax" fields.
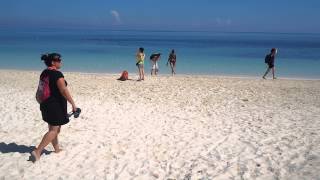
[{"xmin": 265, "ymin": 54, "xmax": 271, "ymax": 64}]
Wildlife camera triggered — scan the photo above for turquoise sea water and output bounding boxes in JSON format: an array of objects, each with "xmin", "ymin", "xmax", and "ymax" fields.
[{"xmin": 0, "ymin": 28, "xmax": 320, "ymax": 78}]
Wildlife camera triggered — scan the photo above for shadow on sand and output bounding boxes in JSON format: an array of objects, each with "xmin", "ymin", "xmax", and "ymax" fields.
[{"xmin": 0, "ymin": 142, "xmax": 52, "ymax": 162}]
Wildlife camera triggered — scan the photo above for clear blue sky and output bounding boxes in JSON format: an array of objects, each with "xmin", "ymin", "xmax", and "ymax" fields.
[{"xmin": 1, "ymin": 0, "xmax": 320, "ymax": 33}]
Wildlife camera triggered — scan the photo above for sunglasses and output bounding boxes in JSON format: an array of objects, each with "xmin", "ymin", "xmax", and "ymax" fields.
[{"xmin": 53, "ymin": 58, "xmax": 62, "ymax": 63}]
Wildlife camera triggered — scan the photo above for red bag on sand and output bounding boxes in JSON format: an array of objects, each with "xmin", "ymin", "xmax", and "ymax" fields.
[{"xmin": 118, "ymin": 70, "xmax": 129, "ymax": 81}]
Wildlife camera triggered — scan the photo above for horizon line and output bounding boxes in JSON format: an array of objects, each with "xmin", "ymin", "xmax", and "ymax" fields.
[{"xmin": 0, "ymin": 26, "xmax": 319, "ymax": 35}]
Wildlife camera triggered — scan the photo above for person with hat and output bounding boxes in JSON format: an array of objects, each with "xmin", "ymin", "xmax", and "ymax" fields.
[{"xmin": 150, "ymin": 53, "xmax": 161, "ymax": 76}]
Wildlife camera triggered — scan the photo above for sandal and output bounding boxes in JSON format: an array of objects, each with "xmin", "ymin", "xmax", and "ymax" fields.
[{"xmin": 68, "ymin": 108, "xmax": 81, "ymax": 118}]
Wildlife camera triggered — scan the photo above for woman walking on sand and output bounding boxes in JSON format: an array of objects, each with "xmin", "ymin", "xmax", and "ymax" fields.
[
  {"xmin": 167, "ymin": 49, "xmax": 177, "ymax": 75},
  {"xmin": 136, "ymin": 47, "xmax": 145, "ymax": 81},
  {"xmin": 32, "ymin": 53, "xmax": 77, "ymax": 161}
]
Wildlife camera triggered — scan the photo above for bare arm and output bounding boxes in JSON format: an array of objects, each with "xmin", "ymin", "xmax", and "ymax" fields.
[{"xmin": 57, "ymin": 78, "xmax": 76, "ymax": 111}]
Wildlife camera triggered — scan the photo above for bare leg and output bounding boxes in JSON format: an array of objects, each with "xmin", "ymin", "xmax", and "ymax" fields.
[
  {"xmin": 263, "ymin": 68, "xmax": 270, "ymax": 79},
  {"xmin": 155, "ymin": 62, "xmax": 158, "ymax": 76},
  {"xmin": 151, "ymin": 68, "xmax": 155, "ymax": 76},
  {"xmin": 138, "ymin": 66, "xmax": 142, "ymax": 80},
  {"xmin": 272, "ymin": 67, "xmax": 276, "ymax": 79},
  {"xmin": 32, "ymin": 125, "xmax": 60, "ymax": 161},
  {"xmin": 151, "ymin": 62, "xmax": 154, "ymax": 76},
  {"xmin": 51, "ymin": 126, "xmax": 62, "ymax": 153},
  {"xmin": 141, "ymin": 68, "xmax": 145, "ymax": 80},
  {"xmin": 170, "ymin": 63, "xmax": 176, "ymax": 75}
]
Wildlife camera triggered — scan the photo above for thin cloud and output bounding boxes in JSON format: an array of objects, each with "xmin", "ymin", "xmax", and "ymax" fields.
[{"xmin": 110, "ymin": 10, "xmax": 122, "ymax": 24}]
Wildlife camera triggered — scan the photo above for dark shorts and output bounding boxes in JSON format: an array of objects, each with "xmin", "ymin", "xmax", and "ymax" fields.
[
  {"xmin": 137, "ymin": 64, "xmax": 144, "ymax": 69},
  {"xmin": 268, "ymin": 63, "xmax": 274, "ymax": 68},
  {"xmin": 40, "ymin": 97, "xmax": 69, "ymax": 126}
]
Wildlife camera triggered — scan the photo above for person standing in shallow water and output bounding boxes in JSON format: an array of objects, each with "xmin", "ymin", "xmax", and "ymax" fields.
[
  {"xmin": 263, "ymin": 48, "xmax": 277, "ymax": 79},
  {"xmin": 32, "ymin": 53, "xmax": 77, "ymax": 162},
  {"xmin": 167, "ymin": 49, "xmax": 177, "ymax": 75},
  {"xmin": 136, "ymin": 47, "xmax": 145, "ymax": 81}
]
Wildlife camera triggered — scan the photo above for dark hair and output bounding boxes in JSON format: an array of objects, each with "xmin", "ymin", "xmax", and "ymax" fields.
[
  {"xmin": 271, "ymin": 48, "xmax": 276, "ymax": 53},
  {"xmin": 139, "ymin": 47, "xmax": 144, "ymax": 53},
  {"xmin": 41, "ymin": 53, "xmax": 61, "ymax": 67},
  {"xmin": 171, "ymin": 49, "xmax": 175, "ymax": 54}
]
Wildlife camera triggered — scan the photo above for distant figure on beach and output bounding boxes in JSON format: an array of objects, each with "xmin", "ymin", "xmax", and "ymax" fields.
[
  {"xmin": 136, "ymin": 47, "xmax": 145, "ymax": 81},
  {"xmin": 263, "ymin": 48, "xmax": 277, "ymax": 79},
  {"xmin": 167, "ymin": 49, "xmax": 176, "ymax": 75},
  {"xmin": 150, "ymin": 53, "xmax": 161, "ymax": 76},
  {"xmin": 32, "ymin": 53, "xmax": 77, "ymax": 162}
]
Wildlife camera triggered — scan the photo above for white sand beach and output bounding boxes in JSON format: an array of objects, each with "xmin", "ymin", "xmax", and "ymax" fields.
[{"xmin": 0, "ymin": 69, "xmax": 320, "ymax": 179}]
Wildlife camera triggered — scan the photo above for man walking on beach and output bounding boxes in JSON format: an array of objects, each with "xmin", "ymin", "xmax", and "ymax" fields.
[{"xmin": 263, "ymin": 48, "xmax": 277, "ymax": 79}]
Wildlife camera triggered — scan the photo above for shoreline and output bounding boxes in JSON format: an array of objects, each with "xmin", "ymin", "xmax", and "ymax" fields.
[{"xmin": 1, "ymin": 68, "xmax": 320, "ymax": 81}]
